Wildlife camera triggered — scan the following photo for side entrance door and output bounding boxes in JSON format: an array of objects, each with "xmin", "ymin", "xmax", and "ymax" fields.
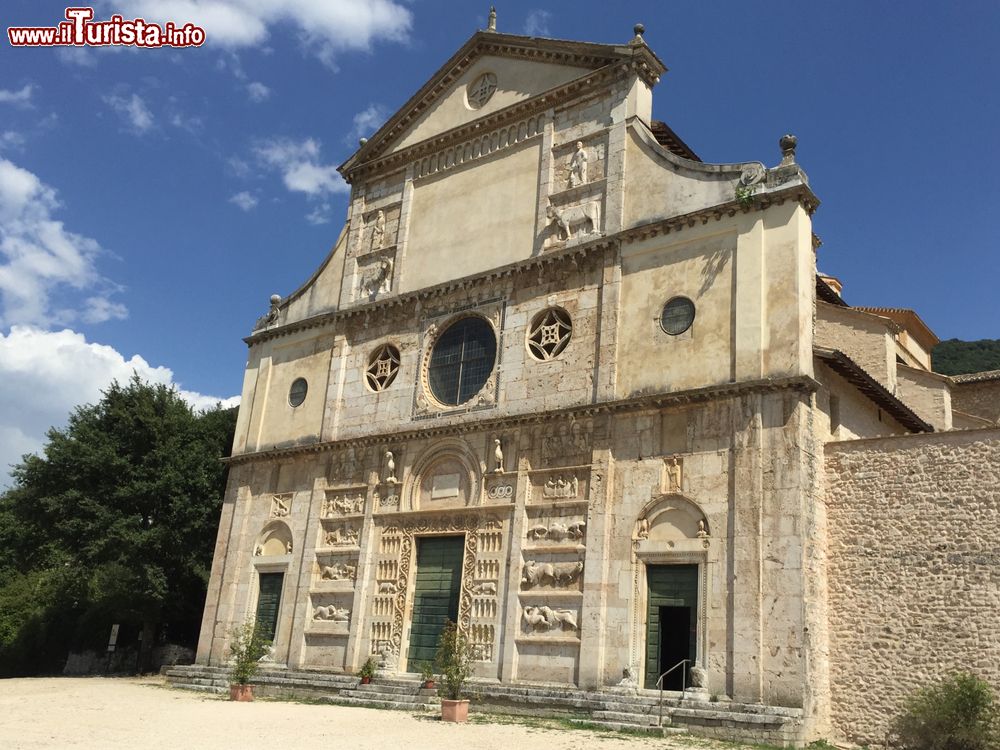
[
  {"xmin": 255, "ymin": 572, "xmax": 284, "ymax": 643},
  {"xmin": 644, "ymin": 564, "xmax": 698, "ymax": 690},
  {"xmin": 406, "ymin": 536, "xmax": 465, "ymax": 668}
]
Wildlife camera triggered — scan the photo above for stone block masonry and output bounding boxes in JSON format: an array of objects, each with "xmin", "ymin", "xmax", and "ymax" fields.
[{"xmin": 824, "ymin": 428, "xmax": 1000, "ymax": 746}]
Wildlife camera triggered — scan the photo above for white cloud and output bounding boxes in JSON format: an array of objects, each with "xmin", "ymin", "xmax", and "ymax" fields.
[
  {"xmin": 523, "ymin": 10, "xmax": 552, "ymax": 37},
  {"xmin": 104, "ymin": 0, "xmax": 412, "ymax": 67},
  {"xmin": 0, "ymin": 131, "xmax": 26, "ymax": 152},
  {"xmin": 348, "ymin": 103, "xmax": 387, "ymax": 144},
  {"xmin": 0, "ymin": 158, "xmax": 125, "ymax": 329},
  {"xmin": 229, "ymin": 190, "xmax": 258, "ymax": 211},
  {"xmin": 253, "ymin": 137, "xmax": 347, "ymax": 196},
  {"xmin": 305, "ymin": 202, "xmax": 332, "ymax": 225},
  {"xmin": 247, "ymin": 81, "xmax": 271, "ymax": 102},
  {"xmin": 0, "ymin": 326, "xmax": 239, "ymax": 485},
  {"xmin": 56, "ymin": 47, "xmax": 98, "ymax": 67},
  {"xmin": 0, "ymin": 85, "xmax": 34, "ymax": 107},
  {"xmin": 104, "ymin": 93, "xmax": 154, "ymax": 133}
]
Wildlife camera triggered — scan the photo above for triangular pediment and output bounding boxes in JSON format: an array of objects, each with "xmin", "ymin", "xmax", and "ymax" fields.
[{"xmin": 340, "ymin": 31, "xmax": 665, "ymax": 176}]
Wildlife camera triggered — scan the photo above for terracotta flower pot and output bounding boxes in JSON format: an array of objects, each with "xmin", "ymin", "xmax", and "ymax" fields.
[
  {"xmin": 441, "ymin": 698, "xmax": 469, "ymax": 723},
  {"xmin": 423, "ymin": 680, "xmax": 435, "ymax": 690},
  {"xmin": 360, "ymin": 676, "xmax": 371, "ymax": 685},
  {"xmin": 229, "ymin": 684, "xmax": 254, "ymax": 702}
]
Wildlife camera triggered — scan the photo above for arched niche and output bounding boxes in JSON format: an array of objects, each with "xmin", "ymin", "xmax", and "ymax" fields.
[
  {"xmin": 636, "ymin": 494, "xmax": 709, "ymax": 545},
  {"xmin": 405, "ymin": 438, "xmax": 482, "ymax": 511},
  {"xmin": 255, "ymin": 519, "xmax": 293, "ymax": 557}
]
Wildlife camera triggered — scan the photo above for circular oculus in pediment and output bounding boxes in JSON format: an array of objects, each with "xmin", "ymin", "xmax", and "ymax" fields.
[{"xmin": 467, "ymin": 72, "xmax": 497, "ymax": 109}]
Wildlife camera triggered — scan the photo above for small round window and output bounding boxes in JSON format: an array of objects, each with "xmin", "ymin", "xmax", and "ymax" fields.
[
  {"xmin": 527, "ymin": 307, "xmax": 572, "ymax": 361},
  {"xmin": 288, "ymin": 378, "xmax": 308, "ymax": 407},
  {"xmin": 467, "ymin": 72, "xmax": 497, "ymax": 109},
  {"xmin": 660, "ymin": 297, "xmax": 695, "ymax": 335},
  {"xmin": 427, "ymin": 316, "xmax": 497, "ymax": 406},
  {"xmin": 366, "ymin": 344, "xmax": 400, "ymax": 392}
]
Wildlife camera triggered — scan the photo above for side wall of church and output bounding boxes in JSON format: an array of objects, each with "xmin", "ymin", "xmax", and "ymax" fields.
[
  {"xmin": 824, "ymin": 429, "xmax": 1000, "ymax": 746},
  {"xmin": 952, "ymin": 378, "xmax": 1000, "ymax": 425}
]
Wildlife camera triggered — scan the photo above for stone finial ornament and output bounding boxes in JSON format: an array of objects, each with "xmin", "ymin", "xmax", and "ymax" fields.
[
  {"xmin": 633, "ymin": 23, "xmax": 645, "ymax": 42},
  {"xmin": 780, "ymin": 133, "xmax": 798, "ymax": 165},
  {"xmin": 487, "ymin": 5, "xmax": 497, "ymax": 32},
  {"xmin": 359, "ymin": 137, "xmax": 368, "ymax": 146}
]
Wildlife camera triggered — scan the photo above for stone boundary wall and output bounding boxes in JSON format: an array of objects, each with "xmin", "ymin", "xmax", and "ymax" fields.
[{"xmin": 824, "ymin": 428, "xmax": 1000, "ymax": 746}]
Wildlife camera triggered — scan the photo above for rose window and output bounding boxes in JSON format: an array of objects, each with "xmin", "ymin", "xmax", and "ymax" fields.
[
  {"xmin": 366, "ymin": 344, "xmax": 401, "ymax": 392},
  {"xmin": 527, "ymin": 307, "xmax": 572, "ymax": 361}
]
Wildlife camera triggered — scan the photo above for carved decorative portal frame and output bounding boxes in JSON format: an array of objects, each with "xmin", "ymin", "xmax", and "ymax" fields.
[{"xmin": 630, "ymin": 493, "xmax": 714, "ymax": 690}]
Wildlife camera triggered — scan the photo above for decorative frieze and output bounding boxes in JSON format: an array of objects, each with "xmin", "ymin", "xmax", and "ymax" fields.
[{"xmin": 411, "ymin": 114, "xmax": 545, "ymax": 181}]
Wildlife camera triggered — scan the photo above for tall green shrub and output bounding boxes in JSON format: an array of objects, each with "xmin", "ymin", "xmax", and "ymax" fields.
[{"xmin": 893, "ymin": 672, "xmax": 1000, "ymax": 750}]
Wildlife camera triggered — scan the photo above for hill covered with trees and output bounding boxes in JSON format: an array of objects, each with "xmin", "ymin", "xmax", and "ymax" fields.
[{"xmin": 933, "ymin": 339, "xmax": 1000, "ymax": 376}]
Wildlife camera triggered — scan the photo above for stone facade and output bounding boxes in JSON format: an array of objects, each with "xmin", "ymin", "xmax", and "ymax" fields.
[
  {"xmin": 195, "ymin": 23, "xmax": 999, "ymax": 748},
  {"xmin": 825, "ymin": 430, "xmax": 1000, "ymax": 746}
]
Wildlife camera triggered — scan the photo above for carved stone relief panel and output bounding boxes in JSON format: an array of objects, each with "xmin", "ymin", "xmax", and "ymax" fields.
[
  {"xmin": 358, "ymin": 204, "xmax": 401, "ymax": 254},
  {"xmin": 327, "ymin": 446, "xmax": 373, "ymax": 486},
  {"xmin": 521, "ymin": 559, "xmax": 584, "ymax": 590},
  {"xmin": 535, "ymin": 418, "xmax": 593, "ymax": 466},
  {"xmin": 356, "ymin": 248, "xmax": 397, "ymax": 301},
  {"xmin": 269, "ymin": 493, "xmax": 292, "ymax": 518},
  {"xmin": 322, "ymin": 489, "xmax": 366, "ymax": 518},
  {"xmin": 318, "ymin": 560, "xmax": 357, "ymax": 583},
  {"xmin": 553, "ymin": 137, "xmax": 606, "ymax": 191},
  {"xmin": 322, "ymin": 522, "xmax": 360, "ymax": 548},
  {"xmin": 527, "ymin": 468, "xmax": 589, "ymax": 506},
  {"xmin": 525, "ymin": 519, "xmax": 586, "ymax": 545},
  {"xmin": 522, "ymin": 605, "xmax": 579, "ymax": 633}
]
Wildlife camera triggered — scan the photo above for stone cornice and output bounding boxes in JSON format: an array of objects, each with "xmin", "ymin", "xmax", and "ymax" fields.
[
  {"xmin": 245, "ymin": 182, "xmax": 819, "ymax": 347},
  {"xmin": 222, "ymin": 375, "xmax": 819, "ymax": 467}
]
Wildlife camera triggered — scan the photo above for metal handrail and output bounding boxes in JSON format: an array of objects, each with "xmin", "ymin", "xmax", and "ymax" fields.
[{"xmin": 655, "ymin": 659, "xmax": 691, "ymax": 727}]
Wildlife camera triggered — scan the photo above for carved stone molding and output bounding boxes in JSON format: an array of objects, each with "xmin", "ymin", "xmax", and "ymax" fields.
[{"xmin": 412, "ymin": 114, "xmax": 545, "ymax": 181}]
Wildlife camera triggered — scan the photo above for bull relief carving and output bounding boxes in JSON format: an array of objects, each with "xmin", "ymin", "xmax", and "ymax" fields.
[
  {"xmin": 521, "ymin": 559, "xmax": 584, "ymax": 588},
  {"xmin": 546, "ymin": 200, "xmax": 601, "ymax": 245}
]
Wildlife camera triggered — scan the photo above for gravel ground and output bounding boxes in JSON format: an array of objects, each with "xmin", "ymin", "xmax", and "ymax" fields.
[{"xmin": 0, "ymin": 676, "xmax": 752, "ymax": 750}]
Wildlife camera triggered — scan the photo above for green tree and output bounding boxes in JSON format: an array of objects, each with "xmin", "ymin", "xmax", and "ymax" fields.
[{"xmin": 0, "ymin": 376, "xmax": 237, "ymax": 675}]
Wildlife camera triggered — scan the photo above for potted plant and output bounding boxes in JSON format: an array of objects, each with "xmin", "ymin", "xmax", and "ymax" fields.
[
  {"xmin": 418, "ymin": 660, "xmax": 435, "ymax": 690},
  {"xmin": 358, "ymin": 655, "xmax": 378, "ymax": 685},
  {"xmin": 227, "ymin": 620, "xmax": 270, "ymax": 701},
  {"xmin": 434, "ymin": 620, "xmax": 474, "ymax": 722}
]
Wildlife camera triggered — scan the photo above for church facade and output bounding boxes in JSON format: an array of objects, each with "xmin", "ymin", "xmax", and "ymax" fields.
[{"xmin": 194, "ymin": 22, "xmax": 1000, "ymax": 746}]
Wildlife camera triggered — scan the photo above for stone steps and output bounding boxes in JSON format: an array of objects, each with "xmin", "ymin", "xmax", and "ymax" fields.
[{"xmin": 164, "ymin": 665, "xmax": 803, "ymax": 744}]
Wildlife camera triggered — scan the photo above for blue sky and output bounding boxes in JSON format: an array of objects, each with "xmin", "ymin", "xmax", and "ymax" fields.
[{"xmin": 1, "ymin": 1, "xmax": 998, "ymax": 481}]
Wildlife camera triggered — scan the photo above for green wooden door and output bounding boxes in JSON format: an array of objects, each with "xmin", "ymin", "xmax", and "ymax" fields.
[
  {"xmin": 255, "ymin": 572, "xmax": 284, "ymax": 643},
  {"xmin": 644, "ymin": 565, "xmax": 698, "ymax": 689},
  {"xmin": 406, "ymin": 536, "xmax": 465, "ymax": 667}
]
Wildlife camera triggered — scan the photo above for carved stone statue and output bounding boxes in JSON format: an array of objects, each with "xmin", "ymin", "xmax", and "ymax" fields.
[
  {"xmin": 618, "ymin": 664, "xmax": 639, "ymax": 688},
  {"xmin": 370, "ymin": 209, "xmax": 386, "ymax": 251},
  {"xmin": 361, "ymin": 257, "xmax": 393, "ymax": 296},
  {"xmin": 493, "ymin": 438, "xmax": 504, "ymax": 473},
  {"xmin": 384, "ymin": 450, "xmax": 397, "ymax": 484},
  {"xmin": 666, "ymin": 456, "xmax": 682, "ymax": 493},
  {"xmin": 690, "ymin": 665, "xmax": 708, "ymax": 689},
  {"xmin": 568, "ymin": 141, "xmax": 588, "ymax": 187},
  {"xmin": 637, "ymin": 517, "xmax": 649, "ymax": 540},
  {"xmin": 697, "ymin": 519, "xmax": 709, "ymax": 538}
]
